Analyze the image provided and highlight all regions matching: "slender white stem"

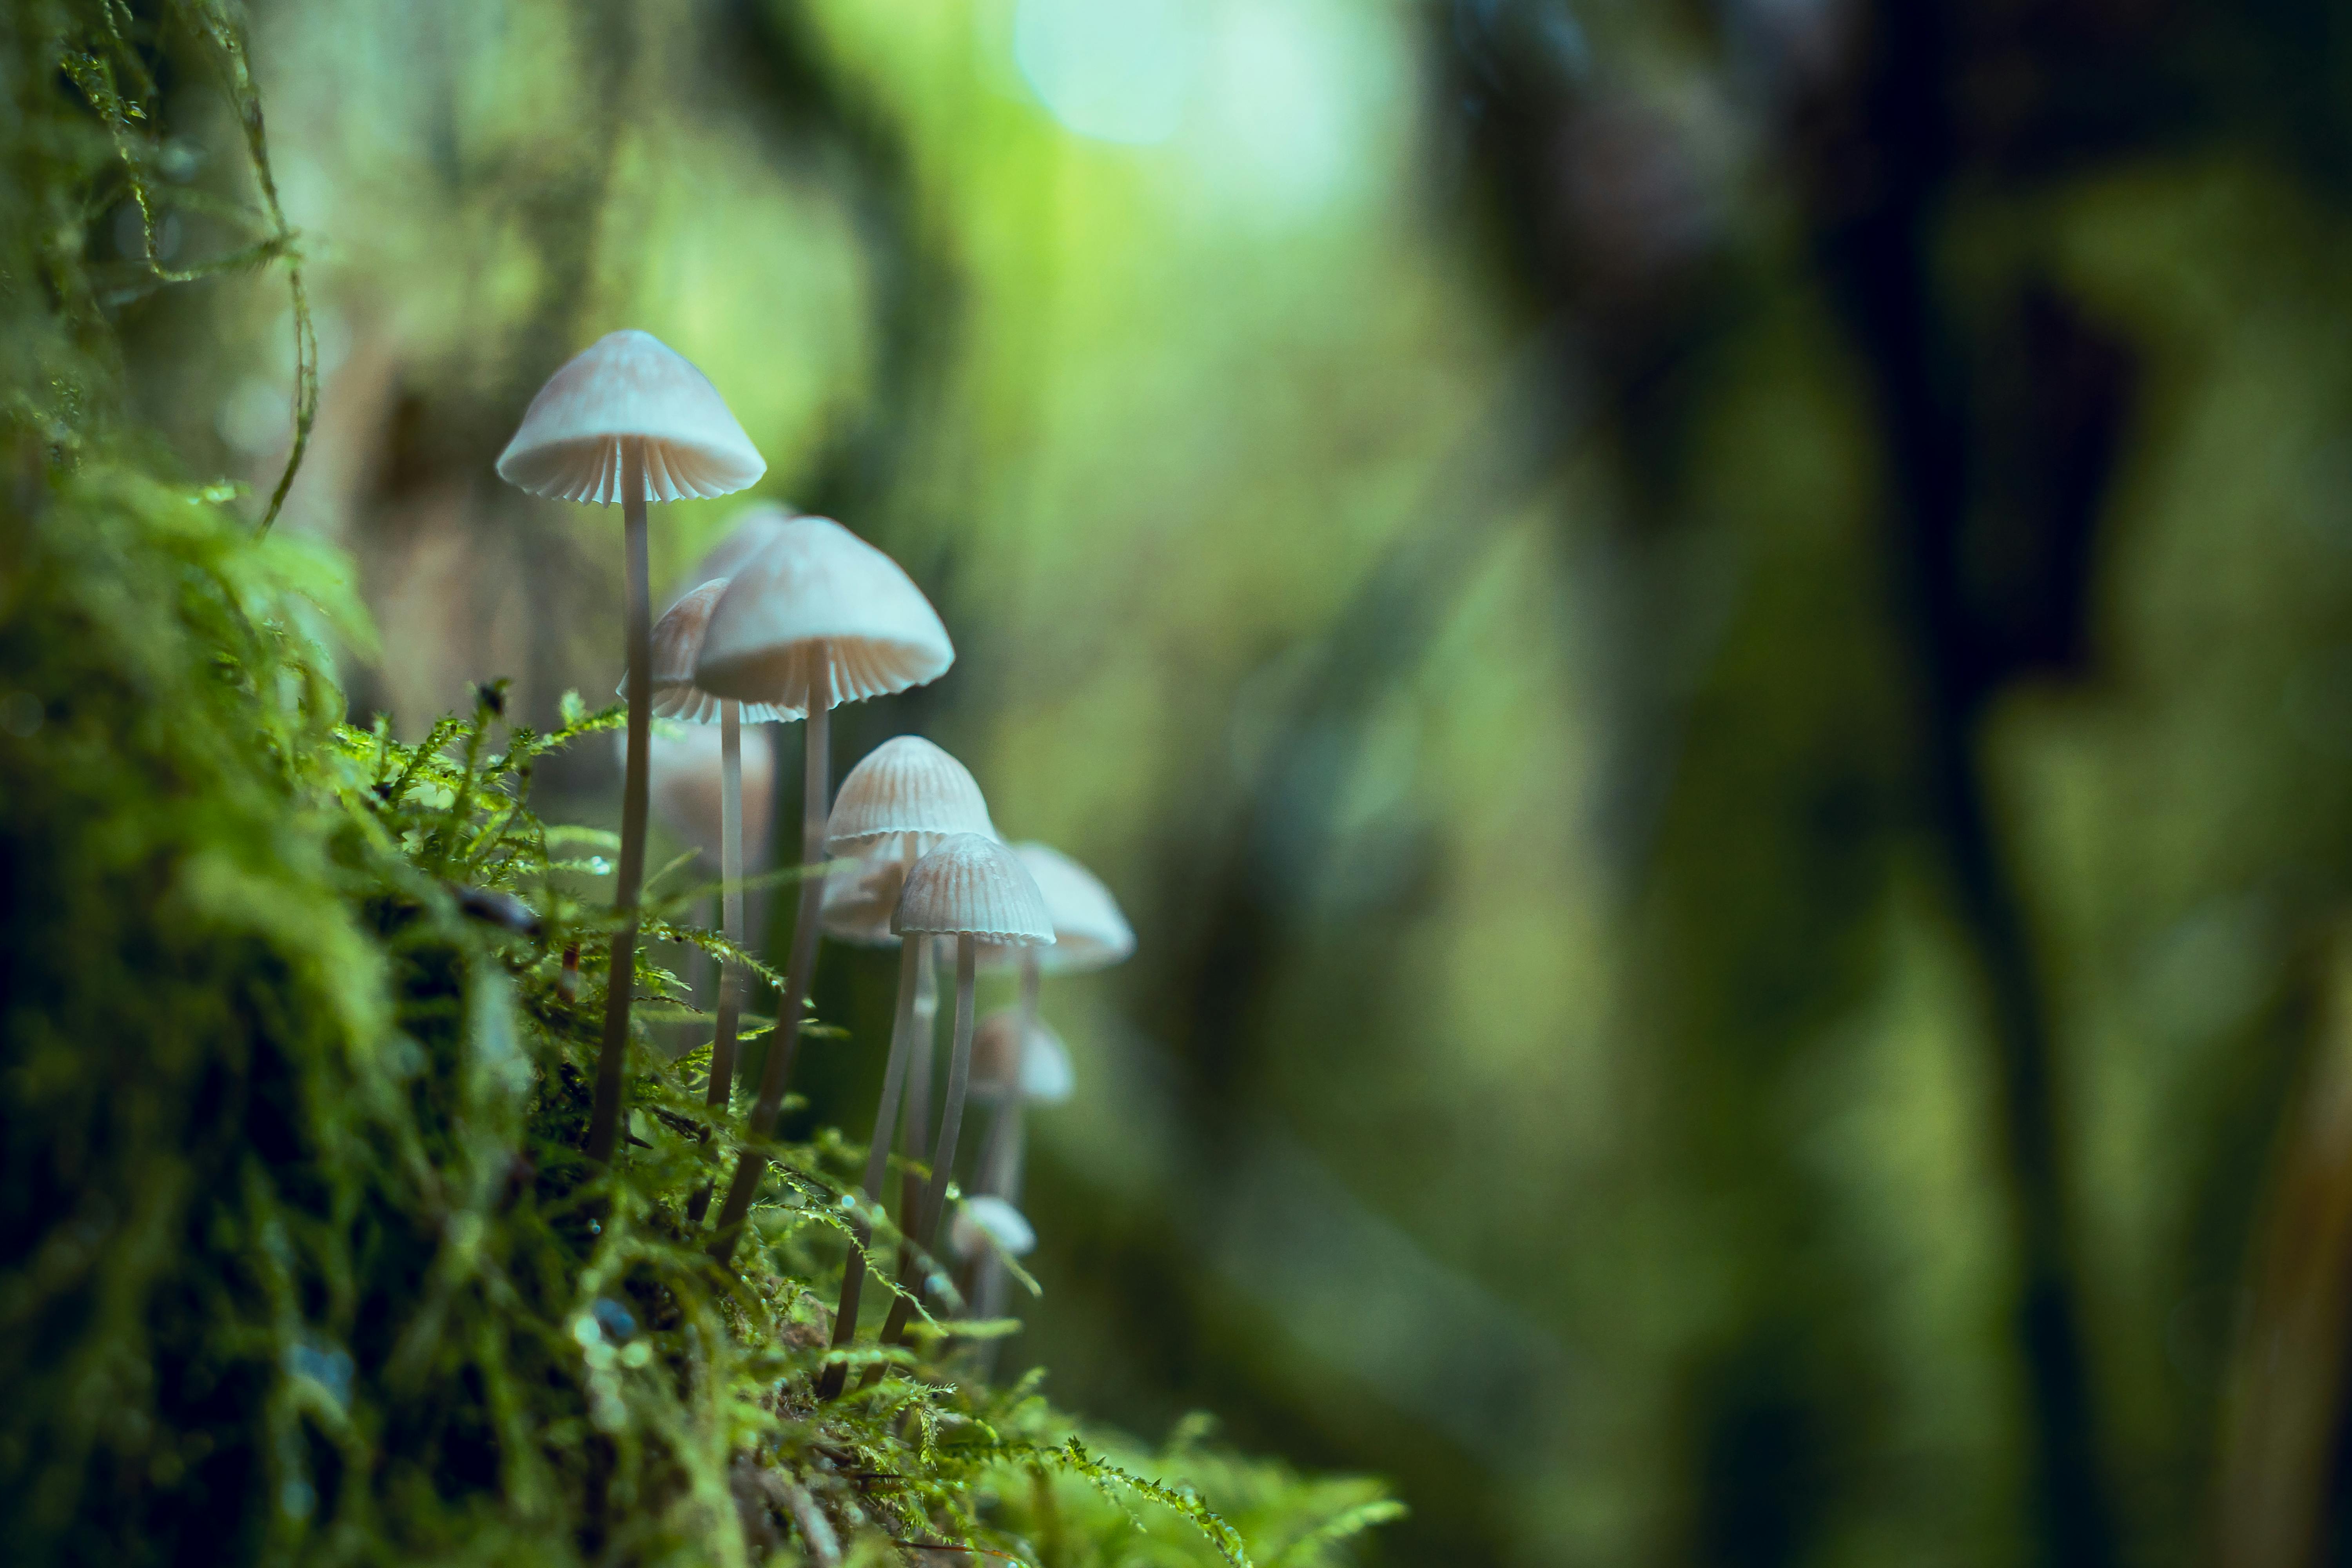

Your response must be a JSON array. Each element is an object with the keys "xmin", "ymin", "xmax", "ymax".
[
  {"xmin": 684, "ymin": 701, "xmax": 745, "ymax": 1227},
  {"xmin": 586, "ymin": 439, "xmax": 649, "ymax": 1167},
  {"xmin": 971, "ymin": 949, "xmax": 1043, "ymax": 1342},
  {"xmin": 903, "ymin": 939, "xmax": 939, "ymax": 1172},
  {"xmin": 976, "ymin": 950, "xmax": 1043, "ymax": 1199},
  {"xmin": 920, "ymin": 937, "xmax": 980, "ymax": 1241},
  {"xmin": 713, "ymin": 699, "xmax": 744, "ymax": 1103},
  {"xmin": 872, "ymin": 936, "xmax": 978, "ymax": 1362},
  {"xmin": 708, "ymin": 650, "xmax": 834, "ymax": 1261},
  {"xmin": 894, "ymin": 938, "xmax": 937, "ymax": 1273},
  {"xmin": 722, "ymin": 707, "xmax": 745, "ymax": 935},
  {"xmin": 816, "ymin": 936, "xmax": 924, "ymax": 1398}
]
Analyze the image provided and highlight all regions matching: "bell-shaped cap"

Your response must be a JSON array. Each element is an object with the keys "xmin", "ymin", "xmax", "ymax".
[
  {"xmin": 621, "ymin": 722, "xmax": 776, "ymax": 868},
  {"xmin": 894, "ymin": 833, "xmax": 1054, "ymax": 945},
  {"xmin": 980, "ymin": 843, "xmax": 1134, "ymax": 974},
  {"xmin": 688, "ymin": 501, "xmax": 799, "ymax": 590},
  {"xmin": 496, "ymin": 329, "xmax": 765, "ymax": 505},
  {"xmin": 819, "ymin": 853, "xmax": 907, "ymax": 947},
  {"xmin": 970, "ymin": 1009, "xmax": 1074, "ymax": 1105},
  {"xmin": 693, "ymin": 516, "xmax": 953, "ymax": 719},
  {"xmin": 950, "ymin": 1195, "xmax": 1035, "ymax": 1261},
  {"xmin": 622, "ymin": 580, "xmax": 793, "ymax": 724},
  {"xmin": 826, "ymin": 737, "xmax": 993, "ymax": 860}
]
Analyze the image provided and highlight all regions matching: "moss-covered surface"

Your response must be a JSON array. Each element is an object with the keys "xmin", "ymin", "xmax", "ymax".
[{"xmin": 0, "ymin": 6, "xmax": 1398, "ymax": 1564}]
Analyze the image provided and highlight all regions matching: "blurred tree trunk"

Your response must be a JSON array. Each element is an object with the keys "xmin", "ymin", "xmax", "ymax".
[
  {"xmin": 2216, "ymin": 932, "xmax": 2352, "ymax": 1568},
  {"xmin": 1795, "ymin": 7, "xmax": 2136, "ymax": 1564}
]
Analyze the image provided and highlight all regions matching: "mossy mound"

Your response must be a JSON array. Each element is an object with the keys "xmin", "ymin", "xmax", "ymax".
[{"xmin": 0, "ymin": 5, "xmax": 1397, "ymax": 1564}]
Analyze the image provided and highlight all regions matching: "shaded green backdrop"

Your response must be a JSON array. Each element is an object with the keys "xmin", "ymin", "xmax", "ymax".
[{"xmin": 101, "ymin": 1, "xmax": 2352, "ymax": 1564}]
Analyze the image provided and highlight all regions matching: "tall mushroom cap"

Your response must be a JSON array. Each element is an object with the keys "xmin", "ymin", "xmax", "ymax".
[
  {"xmin": 893, "ymin": 833, "xmax": 1054, "ymax": 945},
  {"xmin": 970, "ymin": 1009, "xmax": 1074, "ymax": 1105},
  {"xmin": 950, "ymin": 1195, "xmax": 1036, "ymax": 1261},
  {"xmin": 693, "ymin": 516, "xmax": 953, "ymax": 719},
  {"xmin": 979, "ymin": 842, "xmax": 1134, "ymax": 973},
  {"xmin": 496, "ymin": 329, "xmax": 766, "ymax": 504},
  {"xmin": 826, "ymin": 737, "xmax": 994, "ymax": 860},
  {"xmin": 624, "ymin": 579, "xmax": 793, "ymax": 724},
  {"xmin": 819, "ymin": 853, "xmax": 907, "ymax": 947}
]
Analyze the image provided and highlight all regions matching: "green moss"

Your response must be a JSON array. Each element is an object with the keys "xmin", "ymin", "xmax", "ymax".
[{"xmin": 0, "ymin": 5, "xmax": 1397, "ymax": 1564}]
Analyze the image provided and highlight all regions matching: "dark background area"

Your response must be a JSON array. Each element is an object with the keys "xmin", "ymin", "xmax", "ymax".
[{"xmin": 112, "ymin": 0, "xmax": 2352, "ymax": 1562}]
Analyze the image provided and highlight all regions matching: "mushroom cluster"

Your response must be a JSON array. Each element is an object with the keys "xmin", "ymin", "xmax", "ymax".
[{"xmin": 497, "ymin": 330, "xmax": 1133, "ymax": 1392}]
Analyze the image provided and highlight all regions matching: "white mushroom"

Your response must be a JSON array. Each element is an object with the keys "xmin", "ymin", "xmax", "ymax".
[
  {"xmin": 950, "ymin": 1196, "xmax": 1036, "ymax": 1263},
  {"xmin": 495, "ymin": 328, "xmax": 762, "ymax": 1166},
  {"xmin": 814, "ymin": 739, "xmax": 994, "ymax": 1399},
  {"xmin": 862, "ymin": 835, "xmax": 1052, "ymax": 1376},
  {"xmin": 700, "ymin": 519, "xmax": 956, "ymax": 1263}
]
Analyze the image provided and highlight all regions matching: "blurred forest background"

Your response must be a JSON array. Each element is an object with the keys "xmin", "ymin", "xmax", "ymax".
[{"xmin": 106, "ymin": 0, "xmax": 2352, "ymax": 1563}]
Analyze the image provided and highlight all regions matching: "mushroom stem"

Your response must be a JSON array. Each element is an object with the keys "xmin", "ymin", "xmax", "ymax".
[
  {"xmin": 684, "ymin": 698, "xmax": 746, "ymax": 1226},
  {"xmin": 718, "ymin": 698, "xmax": 746, "ymax": 1088},
  {"xmin": 585, "ymin": 438, "xmax": 650, "ymax": 1168},
  {"xmin": 816, "ymin": 934, "xmax": 924, "ymax": 1399},
  {"xmin": 869, "ymin": 936, "xmax": 978, "ymax": 1368},
  {"xmin": 975, "ymin": 951, "xmax": 1042, "ymax": 1199},
  {"xmin": 900, "ymin": 938, "xmax": 938, "ymax": 1229},
  {"xmin": 968, "ymin": 950, "xmax": 1043, "ymax": 1345},
  {"xmin": 707, "ymin": 651, "xmax": 834, "ymax": 1263}
]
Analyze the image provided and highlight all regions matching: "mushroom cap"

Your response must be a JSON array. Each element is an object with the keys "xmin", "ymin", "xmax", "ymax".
[
  {"xmin": 496, "ymin": 329, "xmax": 766, "ymax": 504},
  {"xmin": 970, "ymin": 1009, "xmax": 1074, "ymax": 1105},
  {"xmin": 950, "ymin": 1195, "xmax": 1035, "ymax": 1261},
  {"xmin": 621, "ymin": 579, "xmax": 795, "ymax": 724},
  {"xmin": 621, "ymin": 722, "xmax": 777, "ymax": 868},
  {"xmin": 893, "ymin": 833, "xmax": 1055, "ymax": 945},
  {"xmin": 978, "ymin": 843, "xmax": 1134, "ymax": 974},
  {"xmin": 692, "ymin": 516, "xmax": 953, "ymax": 718},
  {"xmin": 819, "ymin": 853, "xmax": 907, "ymax": 947},
  {"xmin": 688, "ymin": 501, "xmax": 799, "ymax": 590},
  {"xmin": 826, "ymin": 737, "xmax": 994, "ymax": 860}
]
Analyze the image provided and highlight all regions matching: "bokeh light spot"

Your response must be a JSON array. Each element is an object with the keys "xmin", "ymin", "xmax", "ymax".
[{"xmin": 1014, "ymin": 0, "xmax": 1202, "ymax": 145}]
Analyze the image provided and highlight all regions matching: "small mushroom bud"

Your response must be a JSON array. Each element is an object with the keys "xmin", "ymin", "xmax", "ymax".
[
  {"xmin": 969, "ymin": 1011, "xmax": 1073, "ymax": 1107},
  {"xmin": 950, "ymin": 1196, "xmax": 1036, "ymax": 1264}
]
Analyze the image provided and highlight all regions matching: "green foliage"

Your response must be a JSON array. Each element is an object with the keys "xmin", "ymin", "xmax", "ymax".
[
  {"xmin": 990, "ymin": 1423, "xmax": 1406, "ymax": 1568},
  {"xmin": 0, "ymin": 3, "xmax": 1396, "ymax": 1564},
  {"xmin": 4, "ymin": 0, "xmax": 314, "ymax": 522},
  {"xmin": 0, "ymin": 452, "xmax": 1400, "ymax": 1564}
]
